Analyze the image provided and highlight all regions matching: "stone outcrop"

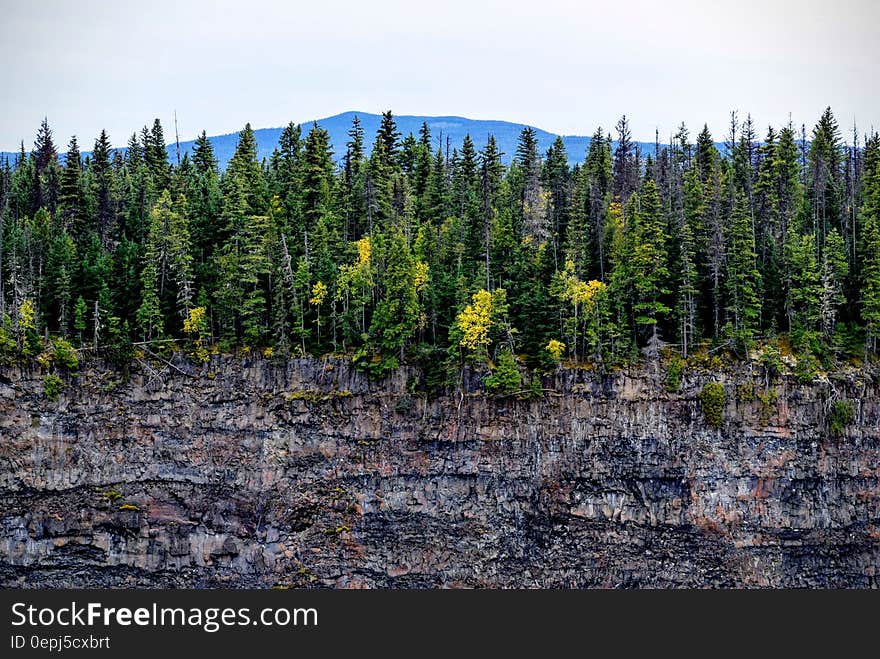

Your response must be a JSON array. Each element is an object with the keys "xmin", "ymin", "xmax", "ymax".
[{"xmin": 1, "ymin": 355, "xmax": 878, "ymax": 588}]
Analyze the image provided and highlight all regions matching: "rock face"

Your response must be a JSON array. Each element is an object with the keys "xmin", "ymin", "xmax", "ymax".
[{"xmin": 1, "ymin": 356, "xmax": 878, "ymax": 588}]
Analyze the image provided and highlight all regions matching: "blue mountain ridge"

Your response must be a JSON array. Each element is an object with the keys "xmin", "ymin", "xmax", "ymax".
[{"xmin": 3, "ymin": 111, "xmax": 675, "ymax": 169}]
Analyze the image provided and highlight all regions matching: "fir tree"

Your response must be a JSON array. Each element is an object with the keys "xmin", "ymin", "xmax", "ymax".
[{"xmin": 725, "ymin": 193, "xmax": 762, "ymax": 347}]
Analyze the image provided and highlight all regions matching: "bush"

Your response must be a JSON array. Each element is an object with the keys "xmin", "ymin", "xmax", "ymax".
[
  {"xmin": 43, "ymin": 374, "xmax": 64, "ymax": 401},
  {"xmin": 759, "ymin": 343, "xmax": 782, "ymax": 381},
  {"xmin": 828, "ymin": 400, "xmax": 855, "ymax": 435},
  {"xmin": 665, "ymin": 355, "xmax": 683, "ymax": 393},
  {"xmin": 104, "ymin": 317, "xmax": 134, "ymax": 368},
  {"xmin": 484, "ymin": 350, "xmax": 521, "ymax": 395},
  {"xmin": 757, "ymin": 387, "xmax": 778, "ymax": 424},
  {"xmin": 794, "ymin": 352, "xmax": 820, "ymax": 384},
  {"xmin": 699, "ymin": 382, "xmax": 725, "ymax": 429},
  {"xmin": 51, "ymin": 337, "xmax": 79, "ymax": 371}
]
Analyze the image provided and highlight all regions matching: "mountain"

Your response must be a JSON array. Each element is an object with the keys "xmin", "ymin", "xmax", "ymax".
[
  {"xmin": 186, "ymin": 111, "xmax": 611, "ymax": 168},
  {"xmin": 1, "ymin": 112, "xmax": 665, "ymax": 169}
]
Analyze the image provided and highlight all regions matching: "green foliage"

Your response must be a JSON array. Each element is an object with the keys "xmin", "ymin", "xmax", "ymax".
[
  {"xmin": 484, "ymin": 350, "xmax": 522, "ymax": 394},
  {"xmin": 759, "ymin": 343, "xmax": 783, "ymax": 381},
  {"xmin": 1, "ymin": 111, "xmax": 879, "ymax": 381},
  {"xmin": 665, "ymin": 355, "xmax": 684, "ymax": 393},
  {"xmin": 794, "ymin": 352, "xmax": 820, "ymax": 384},
  {"xmin": 631, "ymin": 179, "xmax": 671, "ymax": 333},
  {"xmin": 51, "ymin": 337, "xmax": 79, "ymax": 371},
  {"xmin": 725, "ymin": 193, "xmax": 761, "ymax": 348},
  {"xmin": 757, "ymin": 387, "xmax": 778, "ymax": 424},
  {"xmin": 43, "ymin": 373, "xmax": 64, "ymax": 401},
  {"xmin": 828, "ymin": 400, "xmax": 855, "ymax": 435},
  {"xmin": 104, "ymin": 317, "xmax": 134, "ymax": 368},
  {"xmin": 699, "ymin": 382, "xmax": 726, "ymax": 429}
]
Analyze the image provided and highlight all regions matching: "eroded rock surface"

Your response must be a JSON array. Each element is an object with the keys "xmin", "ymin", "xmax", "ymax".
[{"xmin": 1, "ymin": 356, "xmax": 878, "ymax": 588}]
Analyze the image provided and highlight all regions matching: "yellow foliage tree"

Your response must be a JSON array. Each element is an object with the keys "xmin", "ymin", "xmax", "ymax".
[
  {"xmin": 455, "ymin": 288, "xmax": 508, "ymax": 359},
  {"xmin": 545, "ymin": 339, "xmax": 565, "ymax": 363},
  {"xmin": 183, "ymin": 306, "xmax": 210, "ymax": 362},
  {"xmin": 554, "ymin": 260, "xmax": 607, "ymax": 362}
]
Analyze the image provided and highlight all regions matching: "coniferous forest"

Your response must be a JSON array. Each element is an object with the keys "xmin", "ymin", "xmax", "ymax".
[{"xmin": 2, "ymin": 109, "xmax": 880, "ymax": 391}]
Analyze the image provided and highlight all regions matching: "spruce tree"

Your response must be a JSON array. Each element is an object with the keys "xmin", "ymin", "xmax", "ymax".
[
  {"xmin": 631, "ymin": 179, "xmax": 671, "ymax": 344},
  {"xmin": 90, "ymin": 130, "xmax": 116, "ymax": 245},
  {"xmin": 725, "ymin": 193, "xmax": 762, "ymax": 347}
]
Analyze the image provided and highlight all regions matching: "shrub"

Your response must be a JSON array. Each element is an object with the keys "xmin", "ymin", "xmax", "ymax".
[
  {"xmin": 757, "ymin": 387, "xmax": 779, "ymax": 424},
  {"xmin": 794, "ymin": 352, "xmax": 820, "ymax": 384},
  {"xmin": 665, "ymin": 355, "xmax": 683, "ymax": 393},
  {"xmin": 759, "ymin": 343, "xmax": 782, "ymax": 380},
  {"xmin": 699, "ymin": 382, "xmax": 725, "ymax": 429},
  {"xmin": 51, "ymin": 337, "xmax": 79, "ymax": 371},
  {"xmin": 43, "ymin": 374, "xmax": 64, "ymax": 401},
  {"xmin": 545, "ymin": 339, "xmax": 565, "ymax": 364},
  {"xmin": 484, "ymin": 350, "xmax": 521, "ymax": 394},
  {"xmin": 828, "ymin": 400, "xmax": 855, "ymax": 436}
]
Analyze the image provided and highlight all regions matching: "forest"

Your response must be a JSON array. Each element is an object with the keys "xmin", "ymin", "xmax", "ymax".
[{"xmin": 1, "ymin": 108, "xmax": 879, "ymax": 392}]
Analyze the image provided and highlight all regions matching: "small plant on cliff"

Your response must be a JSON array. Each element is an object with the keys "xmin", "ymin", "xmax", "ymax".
[
  {"xmin": 794, "ymin": 351, "xmax": 821, "ymax": 384},
  {"xmin": 665, "ymin": 355, "xmax": 684, "ymax": 393},
  {"xmin": 545, "ymin": 339, "xmax": 565, "ymax": 366},
  {"xmin": 699, "ymin": 382, "xmax": 725, "ymax": 429},
  {"xmin": 183, "ymin": 306, "xmax": 210, "ymax": 363},
  {"xmin": 484, "ymin": 350, "xmax": 522, "ymax": 395},
  {"xmin": 828, "ymin": 400, "xmax": 855, "ymax": 435},
  {"xmin": 51, "ymin": 337, "xmax": 79, "ymax": 372},
  {"xmin": 43, "ymin": 373, "xmax": 64, "ymax": 401},
  {"xmin": 756, "ymin": 387, "xmax": 779, "ymax": 425}
]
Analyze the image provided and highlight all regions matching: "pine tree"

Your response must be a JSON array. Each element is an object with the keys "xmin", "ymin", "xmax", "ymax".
[
  {"xmin": 376, "ymin": 111, "xmax": 401, "ymax": 167},
  {"xmin": 301, "ymin": 123, "xmax": 335, "ymax": 231},
  {"xmin": 725, "ymin": 192, "xmax": 762, "ymax": 346},
  {"xmin": 678, "ymin": 166, "xmax": 704, "ymax": 355},
  {"xmin": 543, "ymin": 136, "xmax": 570, "ymax": 249},
  {"xmin": 631, "ymin": 179, "xmax": 671, "ymax": 344},
  {"xmin": 136, "ymin": 190, "xmax": 194, "ymax": 340},
  {"xmin": 367, "ymin": 227, "xmax": 424, "ymax": 368},
  {"xmin": 146, "ymin": 118, "xmax": 171, "ymax": 192},
  {"xmin": 224, "ymin": 123, "xmax": 268, "ymax": 215},
  {"xmin": 514, "ymin": 127, "xmax": 544, "ymax": 241},
  {"xmin": 784, "ymin": 226, "xmax": 821, "ymax": 339},
  {"xmin": 820, "ymin": 227, "xmax": 848, "ymax": 339},
  {"xmin": 859, "ymin": 145, "xmax": 880, "ymax": 353},
  {"xmin": 584, "ymin": 128, "xmax": 612, "ymax": 279},
  {"xmin": 192, "ymin": 131, "xmax": 218, "ymax": 174},
  {"xmin": 271, "ymin": 122, "xmax": 301, "ymax": 234},
  {"xmin": 90, "ymin": 130, "xmax": 116, "ymax": 246},
  {"xmin": 46, "ymin": 230, "xmax": 77, "ymax": 334},
  {"xmin": 58, "ymin": 136, "xmax": 84, "ymax": 234},
  {"xmin": 613, "ymin": 115, "xmax": 638, "ymax": 202},
  {"xmin": 343, "ymin": 116, "xmax": 366, "ymax": 240},
  {"xmin": 808, "ymin": 107, "xmax": 844, "ymax": 247}
]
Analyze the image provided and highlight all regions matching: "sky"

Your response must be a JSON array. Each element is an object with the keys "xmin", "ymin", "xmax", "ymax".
[{"xmin": 1, "ymin": 0, "xmax": 878, "ymax": 151}]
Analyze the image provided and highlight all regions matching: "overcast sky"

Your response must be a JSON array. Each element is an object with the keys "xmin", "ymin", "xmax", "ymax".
[{"xmin": 2, "ymin": 0, "xmax": 878, "ymax": 151}]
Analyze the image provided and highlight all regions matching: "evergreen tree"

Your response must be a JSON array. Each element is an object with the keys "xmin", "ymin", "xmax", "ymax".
[
  {"xmin": 630, "ymin": 180, "xmax": 670, "ymax": 344},
  {"xmin": 725, "ymin": 193, "xmax": 762, "ymax": 346},
  {"xmin": 90, "ymin": 130, "xmax": 116, "ymax": 245},
  {"xmin": 613, "ymin": 115, "xmax": 638, "ymax": 202},
  {"xmin": 146, "ymin": 118, "xmax": 171, "ymax": 192},
  {"xmin": 192, "ymin": 130, "xmax": 218, "ymax": 174},
  {"xmin": 514, "ymin": 126, "xmax": 544, "ymax": 241},
  {"xmin": 224, "ymin": 123, "xmax": 268, "ymax": 215},
  {"xmin": 820, "ymin": 227, "xmax": 848, "ymax": 339},
  {"xmin": 301, "ymin": 123, "xmax": 335, "ymax": 231},
  {"xmin": 376, "ymin": 111, "xmax": 401, "ymax": 167},
  {"xmin": 58, "ymin": 136, "xmax": 84, "ymax": 234}
]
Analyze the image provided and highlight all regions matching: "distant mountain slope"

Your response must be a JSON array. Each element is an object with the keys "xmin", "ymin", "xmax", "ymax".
[
  {"xmin": 2, "ymin": 111, "xmax": 667, "ymax": 168},
  {"xmin": 192, "ymin": 111, "xmax": 607, "ymax": 168}
]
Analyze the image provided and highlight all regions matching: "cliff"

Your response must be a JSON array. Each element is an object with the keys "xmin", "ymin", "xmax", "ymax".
[{"xmin": 1, "ymin": 355, "xmax": 878, "ymax": 588}]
